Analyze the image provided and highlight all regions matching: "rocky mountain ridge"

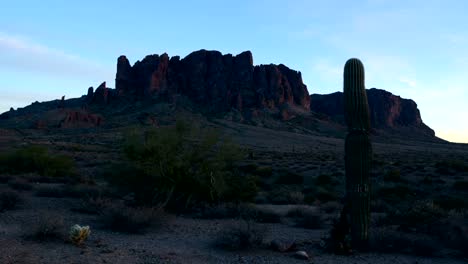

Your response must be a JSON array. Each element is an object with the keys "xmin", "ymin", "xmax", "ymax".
[
  {"xmin": 310, "ymin": 88, "xmax": 435, "ymax": 137},
  {"xmin": 0, "ymin": 49, "xmax": 437, "ymax": 141}
]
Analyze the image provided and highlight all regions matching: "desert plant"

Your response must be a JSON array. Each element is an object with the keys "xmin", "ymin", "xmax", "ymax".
[
  {"xmin": 69, "ymin": 224, "xmax": 91, "ymax": 246},
  {"xmin": 343, "ymin": 58, "xmax": 372, "ymax": 249},
  {"xmin": 240, "ymin": 205, "xmax": 282, "ymax": 223},
  {"xmin": 71, "ymin": 196, "xmax": 111, "ymax": 215},
  {"xmin": 286, "ymin": 206, "xmax": 324, "ymax": 229},
  {"xmin": 0, "ymin": 190, "xmax": 22, "ymax": 211},
  {"xmin": 25, "ymin": 211, "xmax": 65, "ymax": 241},
  {"xmin": 369, "ymin": 227, "xmax": 439, "ymax": 256},
  {"xmin": 453, "ymin": 180, "xmax": 468, "ymax": 192},
  {"xmin": 383, "ymin": 169, "xmax": 404, "ymax": 182},
  {"xmin": 99, "ymin": 203, "xmax": 163, "ymax": 233},
  {"xmin": 105, "ymin": 120, "xmax": 253, "ymax": 209},
  {"xmin": 275, "ymin": 170, "xmax": 303, "ymax": 185},
  {"xmin": 214, "ymin": 220, "xmax": 266, "ymax": 250},
  {"xmin": 35, "ymin": 186, "xmax": 65, "ymax": 198},
  {"xmin": 8, "ymin": 178, "xmax": 33, "ymax": 191},
  {"xmin": 0, "ymin": 145, "xmax": 75, "ymax": 177}
]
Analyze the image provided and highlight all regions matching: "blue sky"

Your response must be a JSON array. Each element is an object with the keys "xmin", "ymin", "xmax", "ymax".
[{"xmin": 1, "ymin": 0, "xmax": 467, "ymax": 143}]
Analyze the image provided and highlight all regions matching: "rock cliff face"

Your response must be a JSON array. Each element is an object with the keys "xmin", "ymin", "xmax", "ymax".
[
  {"xmin": 310, "ymin": 88, "xmax": 434, "ymax": 136},
  {"xmin": 114, "ymin": 50, "xmax": 310, "ymax": 113}
]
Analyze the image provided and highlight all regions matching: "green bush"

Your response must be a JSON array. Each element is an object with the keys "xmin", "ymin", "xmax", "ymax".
[
  {"xmin": 0, "ymin": 145, "xmax": 75, "ymax": 177},
  {"xmin": 105, "ymin": 121, "xmax": 256, "ymax": 209}
]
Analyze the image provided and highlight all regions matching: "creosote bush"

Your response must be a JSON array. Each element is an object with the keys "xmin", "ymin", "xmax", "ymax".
[
  {"xmin": 286, "ymin": 206, "xmax": 324, "ymax": 229},
  {"xmin": 214, "ymin": 220, "xmax": 267, "ymax": 250},
  {"xmin": 105, "ymin": 120, "xmax": 256, "ymax": 209},
  {"xmin": 99, "ymin": 203, "xmax": 165, "ymax": 233},
  {"xmin": 25, "ymin": 211, "xmax": 65, "ymax": 241},
  {"xmin": 0, "ymin": 190, "xmax": 22, "ymax": 212},
  {"xmin": 0, "ymin": 145, "xmax": 75, "ymax": 177}
]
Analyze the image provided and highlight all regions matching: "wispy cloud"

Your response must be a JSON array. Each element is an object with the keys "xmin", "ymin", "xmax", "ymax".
[
  {"xmin": 0, "ymin": 32, "xmax": 112, "ymax": 80},
  {"xmin": 398, "ymin": 77, "xmax": 417, "ymax": 88}
]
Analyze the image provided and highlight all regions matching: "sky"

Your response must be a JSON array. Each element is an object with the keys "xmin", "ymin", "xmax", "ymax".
[{"xmin": 1, "ymin": 0, "xmax": 467, "ymax": 143}]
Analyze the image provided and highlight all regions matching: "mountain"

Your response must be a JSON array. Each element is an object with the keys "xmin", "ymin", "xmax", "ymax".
[
  {"xmin": 0, "ymin": 49, "xmax": 439, "ymax": 142},
  {"xmin": 310, "ymin": 88, "xmax": 435, "ymax": 138},
  {"xmin": 95, "ymin": 49, "xmax": 310, "ymax": 116}
]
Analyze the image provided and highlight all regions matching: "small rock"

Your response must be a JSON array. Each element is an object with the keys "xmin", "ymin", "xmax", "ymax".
[
  {"xmin": 270, "ymin": 239, "xmax": 296, "ymax": 252},
  {"xmin": 294, "ymin": 251, "xmax": 309, "ymax": 260}
]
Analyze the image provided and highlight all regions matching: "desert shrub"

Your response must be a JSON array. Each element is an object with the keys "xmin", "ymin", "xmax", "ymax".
[
  {"xmin": 311, "ymin": 186, "xmax": 339, "ymax": 203},
  {"xmin": 214, "ymin": 220, "xmax": 266, "ymax": 250},
  {"xmin": 275, "ymin": 170, "xmax": 303, "ymax": 185},
  {"xmin": 8, "ymin": 178, "xmax": 33, "ymax": 191},
  {"xmin": 24, "ymin": 211, "xmax": 65, "ymax": 241},
  {"xmin": 286, "ymin": 206, "xmax": 324, "ymax": 229},
  {"xmin": 0, "ymin": 174, "xmax": 12, "ymax": 183},
  {"xmin": 420, "ymin": 176, "xmax": 433, "ymax": 185},
  {"xmin": 383, "ymin": 169, "xmax": 405, "ymax": 182},
  {"xmin": 71, "ymin": 196, "xmax": 111, "ymax": 215},
  {"xmin": 433, "ymin": 195, "xmax": 468, "ymax": 211},
  {"xmin": 105, "ymin": 121, "xmax": 254, "ymax": 209},
  {"xmin": 255, "ymin": 166, "xmax": 273, "ymax": 177},
  {"xmin": 0, "ymin": 190, "xmax": 22, "ymax": 211},
  {"xmin": 320, "ymin": 201, "xmax": 341, "ymax": 214},
  {"xmin": 370, "ymin": 227, "xmax": 439, "ymax": 256},
  {"xmin": 61, "ymin": 184, "xmax": 102, "ymax": 199},
  {"xmin": 370, "ymin": 199, "xmax": 391, "ymax": 213},
  {"xmin": 99, "ymin": 203, "xmax": 163, "ymax": 233},
  {"xmin": 0, "ymin": 145, "xmax": 75, "ymax": 177},
  {"xmin": 268, "ymin": 186, "xmax": 304, "ymax": 204},
  {"xmin": 453, "ymin": 180, "xmax": 468, "ymax": 192},
  {"xmin": 241, "ymin": 205, "xmax": 282, "ymax": 223},
  {"xmin": 383, "ymin": 200, "xmax": 445, "ymax": 233},
  {"xmin": 435, "ymin": 160, "xmax": 468, "ymax": 175},
  {"xmin": 35, "ymin": 186, "xmax": 65, "ymax": 198},
  {"xmin": 315, "ymin": 174, "xmax": 338, "ymax": 187},
  {"xmin": 378, "ymin": 184, "xmax": 413, "ymax": 202},
  {"xmin": 238, "ymin": 164, "xmax": 272, "ymax": 177},
  {"xmin": 195, "ymin": 203, "xmax": 242, "ymax": 219},
  {"xmin": 432, "ymin": 211, "xmax": 468, "ymax": 256}
]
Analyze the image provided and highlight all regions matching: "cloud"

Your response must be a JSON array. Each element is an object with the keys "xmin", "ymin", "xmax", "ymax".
[
  {"xmin": 0, "ymin": 32, "xmax": 113, "ymax": 81},
  {"xmin": 398, "ymin": 77, "xmax": 417, "ymax": 88}
]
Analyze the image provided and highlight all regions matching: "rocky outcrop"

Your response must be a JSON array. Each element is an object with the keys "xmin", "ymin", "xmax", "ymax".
[
  {"xmin": 91, "ymin": 82, "xmax": 109, "ymax": 104},
  {"xmin": 113, "ymin": 49, "xmax": 310, "ymax": 114},
  {"xmin": 59, "ymin": 110, "xmax": 103, "ymax": 128},
  {"xmin": 310, "ymin": 88, "xmax": 434, "ymax": 136}
]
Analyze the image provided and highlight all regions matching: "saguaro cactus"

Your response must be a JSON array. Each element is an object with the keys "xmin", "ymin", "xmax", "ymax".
[{"xmin": 343, "ymin": 58, "xmax": 372, "ymax": 250}]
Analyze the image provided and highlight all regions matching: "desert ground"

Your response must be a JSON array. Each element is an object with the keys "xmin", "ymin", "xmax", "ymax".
[{"xmin": 0, "ymin": 116, "xmax": 467, "ymax": 264}]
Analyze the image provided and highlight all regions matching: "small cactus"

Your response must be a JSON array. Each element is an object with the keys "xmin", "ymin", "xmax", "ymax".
[
  {"xmin": 343, "ymin": 58, "xmax": 372, "ymax": 250},
  {"xmin": 69, "ymin": 224, "xmax": 91, "ymax": 246}
]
